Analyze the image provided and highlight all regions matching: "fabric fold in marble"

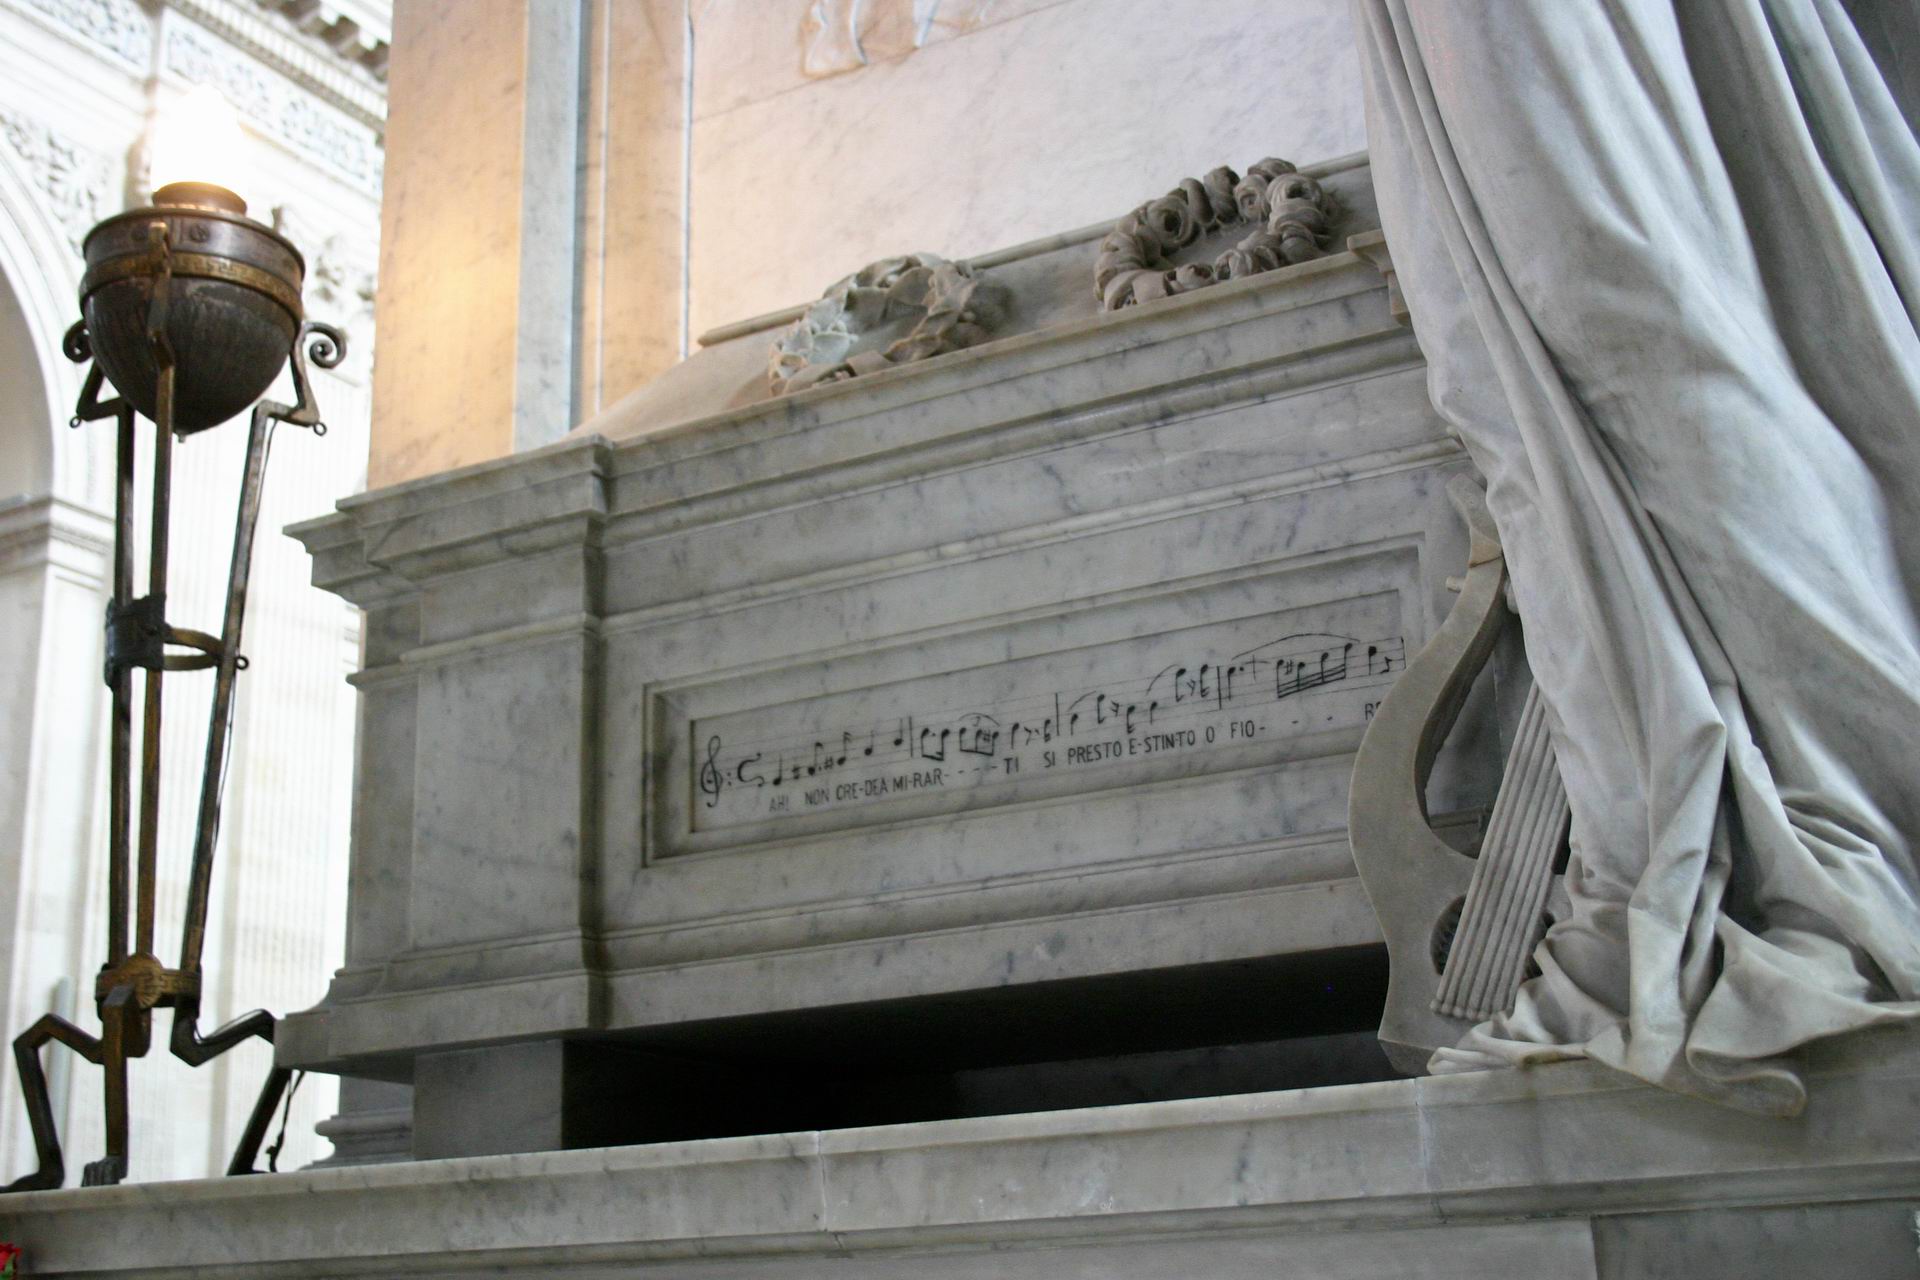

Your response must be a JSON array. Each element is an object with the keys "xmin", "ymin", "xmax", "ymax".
[{"xmin": 1353, "ymin": 0, "xmax": 1920, "ymax": 1113}]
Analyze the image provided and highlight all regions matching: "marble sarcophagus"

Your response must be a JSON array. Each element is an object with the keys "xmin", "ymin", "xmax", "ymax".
[{"xmin": 283, "ymin": 156, "xmax": 1526, "ymax": 1153}]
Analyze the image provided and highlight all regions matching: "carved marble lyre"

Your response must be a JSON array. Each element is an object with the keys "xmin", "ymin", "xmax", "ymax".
[{"xmin": 1349, "ymin": 475, "xmax": 1572, "ymax": 1074}]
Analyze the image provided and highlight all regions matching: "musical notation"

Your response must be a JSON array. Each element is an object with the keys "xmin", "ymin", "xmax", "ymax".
[{"xmin": 692, "ymin": 628, "xmax": 1406, "ymax": 822}]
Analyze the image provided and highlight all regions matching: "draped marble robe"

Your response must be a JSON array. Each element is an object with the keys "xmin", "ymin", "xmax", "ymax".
[{"xmin": 1353, "ymin": 0, "xmax": 1920, "ymax": 1113}]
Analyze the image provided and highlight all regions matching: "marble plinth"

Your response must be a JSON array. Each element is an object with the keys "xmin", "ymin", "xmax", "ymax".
[
  {"xmin": 275, "ymin": 160, "xmax": 1539, "ymax": 1155},
  {"xmin": 6, "ymin": 1028, "xmax": 1919, "ymax": 1277}
]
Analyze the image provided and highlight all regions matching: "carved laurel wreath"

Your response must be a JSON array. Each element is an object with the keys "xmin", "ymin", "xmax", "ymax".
[
  {"xmin": 1095, "ymin": 158, "xmax": 1335, "ymax": 310},
  {"xmin": 770, "ymin": 254, "xmax": 1009, "ymax": 395}
]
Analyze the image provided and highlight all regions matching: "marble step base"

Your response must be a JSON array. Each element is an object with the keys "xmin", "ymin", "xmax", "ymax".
[{"xmin": 4, "ymin": 1026, "xmax": 1918, "ymax": 1279}]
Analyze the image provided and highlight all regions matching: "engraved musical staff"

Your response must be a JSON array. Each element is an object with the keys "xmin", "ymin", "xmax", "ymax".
[{"xmin": 689, "ymin": 627, "xmax": 1408, "ymax": 824}]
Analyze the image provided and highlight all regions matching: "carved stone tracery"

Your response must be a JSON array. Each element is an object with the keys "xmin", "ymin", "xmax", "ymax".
[
  {"xmin": 14, "ymin": 0, "xmax": 151, "ymax": 66},
  {"xmin": 164, "ymin": 21, "xmax": 384, "ymax": 197},
  {"xmin": 0, "ymin": 107, "xmax": 113, "ymax": 256},
  {"xmin": 1095, "ymin": 158, "xmax": 1336, "ymax": 311}
]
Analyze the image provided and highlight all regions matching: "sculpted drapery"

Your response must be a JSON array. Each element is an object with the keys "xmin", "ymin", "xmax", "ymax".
[{"xmin": 1354, "ymin": 0, "xmax": 1920, "ymax": 1112}]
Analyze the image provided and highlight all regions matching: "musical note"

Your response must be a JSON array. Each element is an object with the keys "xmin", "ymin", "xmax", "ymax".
[
  {"xmin": 957, "ymin": 714, "xmax": 1000, "ymax": 757},
  {"xmin": 808, "ymin": 739, "xmax": 845, "ymax": 776},
  {"xmin": 1276, "ymin": 641, "xmax": 1354, "ymax": 701},
  {"xmin": 698, "ymin": 735, "xmax": 724, "ymax": 809},
  {"xmin": 918, "ymin": 726, "xmax": 950, "ymax": 762}
]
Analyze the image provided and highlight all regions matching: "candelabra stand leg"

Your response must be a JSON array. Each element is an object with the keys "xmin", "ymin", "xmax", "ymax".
[
  {"xmin": 81, "ymin": 988, "xmax": 144, "ymax": 1188},
  {"xmin": 168, "ymin": 404, "xmax": 291, "ymax": 1177},
  {"xmin": 168, "ymin": 1001, "xmax": 290, "ymax": 1176},
  {"xmin": 1, "ymin": 1015, "xmax": 103, "ymax": 1192},
  {"xmin": 106, "ymin": 400, "xmax": 134, "ymax": 970}
]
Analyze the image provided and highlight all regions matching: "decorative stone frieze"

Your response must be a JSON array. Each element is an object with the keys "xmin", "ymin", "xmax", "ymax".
[
  {"xmin": 7, "ymin": 0, "xmax": 151, "ymax": 66},
  {"xmin": 1095, "ymin": 158, "xmax": 1336, "ymax": 311},
  {"xmin": 169, "ymin": 0, "xmax": 388, "ymax": 129},
  {"xmin": 0, "ymin": 107, "xmax": 112, "ymax": 255},
  {"xmin": 165, "ymin": 17, "xmax": 384, "ymax": 196},
  {"xmin": 769, "ymin": 253, "xmax": 1008, "ymax": 395}
]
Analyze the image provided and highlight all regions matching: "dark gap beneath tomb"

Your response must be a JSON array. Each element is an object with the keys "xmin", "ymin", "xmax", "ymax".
[{"xmin": 410, "ymin": 945, "xmax": 1405, "ymax": 1156}]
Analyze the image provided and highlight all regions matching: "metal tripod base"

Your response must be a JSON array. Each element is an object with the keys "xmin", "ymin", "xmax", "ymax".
[
  {"xmin": 4, "ymin": 981, "xmax": 292, "ymax": 1192},
  {"xmin": 0, "ymin": 312, "xmax": 342, "ymax": 1193}
]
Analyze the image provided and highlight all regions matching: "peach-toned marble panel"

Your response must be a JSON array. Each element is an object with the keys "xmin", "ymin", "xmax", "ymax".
[
  {"xmin": 369, "ymin": 0, "xmax": 528, "ymax": 488},
  {"xmin": 578, "ymin": 0, "xmax": 689, "ymax": 416}
]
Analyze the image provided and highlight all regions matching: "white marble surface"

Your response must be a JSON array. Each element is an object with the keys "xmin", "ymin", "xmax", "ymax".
[
  {"xmin": 1358, "ymin": 0, "xmax": 1920, "ymax": 1114},
  {"xmin": 278, "ymin": 232, "xmax": 1518, "ymax": 1076},
  {"xmin": 4, "ymin": 1029, "xmax": 1919, "ymax": 1277},
  {"xmin": 686, "ymin": 0, "xmax": 1366, "ymax": 337},
  {"xmin": 691, "ymin": 0, "xmax": 1073, "ymax": 121}
]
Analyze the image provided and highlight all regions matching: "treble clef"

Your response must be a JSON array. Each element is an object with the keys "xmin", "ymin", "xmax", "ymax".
[{"xmin": 698, "ymin": 735, "xmax": 725, "ymax": 808}]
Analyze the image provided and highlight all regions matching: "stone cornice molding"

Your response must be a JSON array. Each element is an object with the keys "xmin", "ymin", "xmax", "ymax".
[
  {"xmin": 160, "ymin": 13, "xmax": 385, "ymax": 196},
  {"xmin": 251, "ymin": 0, "xmax": 388, "ymax": 81},
  {"xmin": 171, "ymin": 0, "xmax": 388, "ymax": 131},
  {"xmin": 294, "ymin": 250, "xmax": 1411, "ymax": 606},
  {"xmin": 5, "ymin": 0, "xmax": 151, "ymax": 68},
  {"xmin": 0, "ymin": 0, "xmax": 388, "ymax": 133},
  {"xmin": 0, "ymin": 493, "xmax": 115, "ymax": 576}
]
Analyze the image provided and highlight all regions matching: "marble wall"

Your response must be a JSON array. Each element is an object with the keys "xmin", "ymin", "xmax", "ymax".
[
  {"xmin": 368, "ymin": 0, "xmax": 554, "ymax": 487},
  {"xmin": 682, "ymin": 0, "xmax": 1367, "ymax": 340},
  {"xmin": 373, "ymin": 0, "xmax": 1367, "ymax": 483}
]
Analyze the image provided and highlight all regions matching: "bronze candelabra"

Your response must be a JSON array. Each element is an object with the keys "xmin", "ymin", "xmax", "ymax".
[{"xmin": 4, "ymin": 179, "xmax": 343, "ymax": 1190}]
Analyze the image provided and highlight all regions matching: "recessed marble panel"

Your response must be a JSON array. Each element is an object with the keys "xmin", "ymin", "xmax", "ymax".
[{"xmin": 656, "ymin": 557, "xmax": 1412, "ymax": 853}]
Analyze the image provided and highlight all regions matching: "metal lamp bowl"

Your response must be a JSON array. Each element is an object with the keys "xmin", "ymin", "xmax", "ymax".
[{"xmin": 79, "ymin": 185, "xmax": 305, "ymax": 434}]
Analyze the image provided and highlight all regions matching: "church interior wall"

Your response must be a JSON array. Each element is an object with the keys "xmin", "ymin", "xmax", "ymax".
[{"xmin": 0, "ymin": 0, "xmax": 387, "ymax": 1182}]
